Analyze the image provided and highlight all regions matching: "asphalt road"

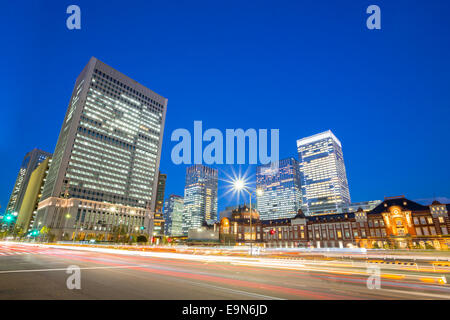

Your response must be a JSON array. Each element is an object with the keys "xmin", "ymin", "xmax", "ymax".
[{"xmin": 1, "ymin": 243, "xmax": 449, "ymax": 300}]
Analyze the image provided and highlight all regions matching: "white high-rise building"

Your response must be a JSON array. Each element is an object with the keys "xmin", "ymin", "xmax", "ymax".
[
  {"xmin": 34, "ymin": 57, "xmax": 167, "ymax": 241},
  {"xmin": 297, "ymin": 130, "xmax": 350, "ymax": 215},
  {"xmin": 182, "ymin": 165, "xmax": 218, "ymax": 235},
  {"xmin": 163, "ymin": 195, "xmax": 184, "ymax": 236},
  {"xmin": 256, "ymin": 158, "xmax": 302, "ymax": 220}
]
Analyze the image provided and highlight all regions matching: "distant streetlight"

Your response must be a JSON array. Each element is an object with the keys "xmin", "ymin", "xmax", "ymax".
[
  {"xmin": 233, "ymin": 179, "xmax": 245, "ymax": 191},
  {"xmin": 256, "ymin": 188, "xmax": 263, "ymax": 197}
]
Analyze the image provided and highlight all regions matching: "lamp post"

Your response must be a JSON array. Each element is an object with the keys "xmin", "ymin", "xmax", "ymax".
[
  {"xmin": 232, "ymin": 179, "xmax": 263, "ymax": 255},
  {"xmin": 64, "ymin": 213, "xmax": 71, "ymax": 242}
]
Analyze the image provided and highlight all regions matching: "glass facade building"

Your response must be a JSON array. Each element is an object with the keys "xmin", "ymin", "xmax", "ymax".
[
  {"xmin": 16, "ymin": 157, "xmax": 52, "ymax": 232},
  {"xmin": 154, "ymin": 172, "xmax": 167, "ymax": 213},
  {"xmin": 344, "ymin": 200, "xmax": 382, "ymax": 213},
  {"xmin": 34, "ymin": 57, "xmax": 167, "ymax": 240},
  {"xmin": 163, "ymin": 195, "xmax": 184, "ymax": 236},
  {"xmin": 6, "ymin": 148, "xmax": 52, "ymax": 215},
  {"xmin": 153, "ymin": 172, "xmax": 167, "ymax": 237},
  {"xmin": 297, "ymin": 130, "xmax": 351, "ymax": 215},
  {"xmin": 182, "ymin": 165, "xmax": 218, "ymax": 235},
  {"xmin": 256, "ymin": 158, "xmax": 302, "ymax": 220}
]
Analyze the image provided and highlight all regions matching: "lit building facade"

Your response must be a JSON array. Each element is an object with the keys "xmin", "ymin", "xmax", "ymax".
[
  {"xmin": 153, "ymin": 172, "xmax": 167, "ymax": 237},
  {"xmin": 164, "ymin": 194, "xmax": 184, "ymax": 236},
  {"xmin": 219, "ymin": 205, "xmax": 263, "ymax": 245},
  {"xmin": 6, "ymin": 148, "xmax": 52, "ymax": 215},
  {"xmin": 261, "ymin": 196, "xmax": 450, "ymax": 250},
  {"xmin": 182, "ymin": 165, "xmax": 218, "ymax": 235},
  {"xmin": 219, "ymin": 204, "xmax": 257, "ymax": 221},
  {"xmin": 256, "ymin": 158, "xmax": 302, "ymax": 220},
  {"xmin": 16, "ymin": 157, "xmax": 52, "ymax": 233},
  {"xmin": 297, "ymin": 130, "xmax": 351, "ymax": 215},
  {"xmin": 34, "ymin": 57, "xmax": 167, "ymax": 241}
]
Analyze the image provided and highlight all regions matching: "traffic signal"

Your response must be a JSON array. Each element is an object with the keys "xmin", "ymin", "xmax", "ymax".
[
  {"xmin": 269, "ymin": 229, "xmax": 275, "ymax": 235},
  {"xmin": 2, "ymin": 214, "xmax": 15, "ymax": 223},
  {"xmin": 29, "ymin": 230, "xmax": 40, "ymax": 237},
  {"xmin": 140, "ymin": 226, "xmax": 145, "ymax": 230}
]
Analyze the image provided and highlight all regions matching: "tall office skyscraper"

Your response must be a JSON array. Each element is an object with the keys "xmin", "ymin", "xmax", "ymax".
[
  {"xmin": 256, "ymin": 158, "xmax": 302, "ymax": 220},
  {"xmin": 297, "ymin": 130, "xmax": 351, "ymax": 215},
  {"xmin": 154, "ymin": 172, "xmax": 167, "ymax": 213},
  {"xmin": 153, "ymin": 171, "xmax": 167, "ymax": 237},
  {"xmin": 6, "ymin": 148, "xmax": 52, "ymax": 215},
  {"xmin": 35, "ymin": 57, "xmax": 167, "ymax": 240},
  {"xmin": 163, "ymin": 194, "xmax": 184, "ymax": 236},
  {"xmin": 182, "ymin": 165, "xmax": 218, "ymax": 235},
  {"xmin": 16, "ymin": 157, "xmax": 52, "ymax": 232}
]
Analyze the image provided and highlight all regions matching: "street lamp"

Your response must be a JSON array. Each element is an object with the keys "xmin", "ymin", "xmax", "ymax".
[{"xmin": 232, "ymin": 178, "xmax": 263, "ymax": 255}]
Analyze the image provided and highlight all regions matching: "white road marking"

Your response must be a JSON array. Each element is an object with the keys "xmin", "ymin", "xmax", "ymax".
[
  {"xmin": 177, "ymin": 278, "xmax": 285, "ymax": 300},
  {"xmin": 0, "ymin": 265, "xmax": 153, "ymax": 274},
  {"xmin": 382, "ymin": 288, "xmax": 450, "ymax": 300}
]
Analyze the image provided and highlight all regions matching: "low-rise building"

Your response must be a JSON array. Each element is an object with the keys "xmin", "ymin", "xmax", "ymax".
[
  {"xmin": 218, "ymin": 196, "xmax": 450, "ymax": 250},
  {"xmin": 219, "ymin": 205, "xmax": 263, "ymax": 246}
]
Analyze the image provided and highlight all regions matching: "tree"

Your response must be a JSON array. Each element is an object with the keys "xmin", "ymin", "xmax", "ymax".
[
  {"xmin": 40, "ymin": 226, "xmax": 50, "ymax": 242},
  {"xmin": 112, "ymin": 224, "xmax": 127, "ymax": 243}
]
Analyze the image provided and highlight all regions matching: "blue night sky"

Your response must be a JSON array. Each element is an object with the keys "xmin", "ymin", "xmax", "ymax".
[{"xmin": 1, "ymin": 0, "xmax": 449, "ymax": 214}]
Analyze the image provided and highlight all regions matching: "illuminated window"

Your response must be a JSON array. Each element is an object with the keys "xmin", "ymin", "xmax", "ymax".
[{"xmin": 430, "ymin": 226, "xmax": 436, "ymax": 235}]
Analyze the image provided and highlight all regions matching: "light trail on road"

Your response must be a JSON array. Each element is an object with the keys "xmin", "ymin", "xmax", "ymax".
[{"xmin": 1, "ymin": 242, "xmax": 449, "ymax": 300}]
